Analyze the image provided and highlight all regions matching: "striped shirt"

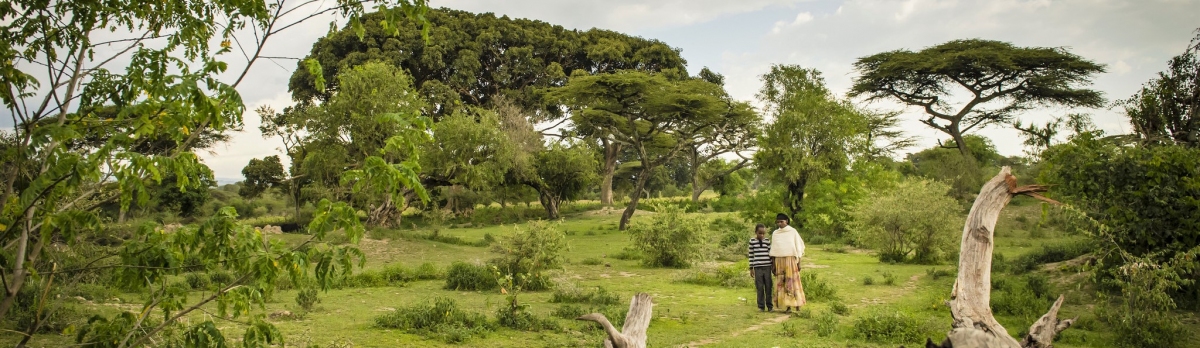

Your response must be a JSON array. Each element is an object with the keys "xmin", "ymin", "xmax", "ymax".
[{"xmin": 748, "ymin": 238, "xmax": 772, "ymax": 268}]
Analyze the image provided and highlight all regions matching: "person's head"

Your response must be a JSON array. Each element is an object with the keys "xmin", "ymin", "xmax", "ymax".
[
  {"xmin": 775, "ymin": 213, "xmax": 789, "ymax": 228},
  {"xmin": 754, "ymin": 224, "xmax": 767, "ymax": 239}
]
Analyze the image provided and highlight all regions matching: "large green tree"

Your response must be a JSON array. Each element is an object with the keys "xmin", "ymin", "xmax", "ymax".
[
  {"xmin": 754, "ymin": 65, "xmax": 867, "ymax": 223},
  {"xmin": 1124, "ymin": 30, "xmax": 1200, "ymax": 147},
  {"xmin": 0, "ymin": 0, "xmax": 430, "ymax": 345},
  {"xmin": 289, "ymin": 8, "xmax": 686, "ymax": 119},
  {"xmin": 239, "ymin": 155, "xmax": 286, "ymax": 199},
  {"xmin": 550, "ymin": 71, "xmax": 732, "ymax": 230},
  {"xmin": 682, "ymin": 69, "xmax": 761, "ymax": 202},
  {"xmin": 849, "ymin": 39, "xmax": 1106, "ymax": 158}
]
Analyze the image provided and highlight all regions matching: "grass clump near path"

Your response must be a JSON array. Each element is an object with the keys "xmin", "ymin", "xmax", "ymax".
[{"xmin": 374, "ymin": 298, "xmax": 495, "ymax": 343}]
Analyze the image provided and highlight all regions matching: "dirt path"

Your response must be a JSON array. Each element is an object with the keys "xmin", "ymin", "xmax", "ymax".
[{"xmin": 683, "ymin": 314, "xmax": 791, "ymax": 347}]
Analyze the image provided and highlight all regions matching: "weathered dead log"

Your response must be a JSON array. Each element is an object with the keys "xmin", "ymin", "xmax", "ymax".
[
  {"xmin": 942, "ymin": 167, "xmax": 1073, "ymax": 348},
  {"xmin": 577, "ymin": 293, "xmax": 653, "ymax": 348}
]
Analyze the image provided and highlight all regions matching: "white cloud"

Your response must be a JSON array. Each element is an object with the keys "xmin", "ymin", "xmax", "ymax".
[
  {"xmin": 772, "ymin": 11, "xmax": 814, "ymax": 34},
  {"xmin": 432, "ymin": 0, "xmax": 812, "ymax": 32}
]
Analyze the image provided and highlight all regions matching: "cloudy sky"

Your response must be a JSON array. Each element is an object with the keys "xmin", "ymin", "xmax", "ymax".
[{"xmin": 183, "ymin": 0, "xmax": 1200, "ymax": 181}]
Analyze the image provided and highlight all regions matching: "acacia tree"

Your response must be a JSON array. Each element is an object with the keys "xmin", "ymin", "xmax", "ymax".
[
  {"xmin": 551, "ymin": 71, "xmax": 731, "ymax": 230},
  {"xmin": 240, "ymin": 155, "xmax": 286, "ymax": 199},
  {"xmin": 1125, "ymin": 29, "xmax": 1200, "ymax": 147},
  {"xmin": 0, "ymin": 0, "xmax": 429, "ymax": 345},
  {"xmin": 754, "ymin": 65, "xmax": 867, "ymax": 224},
  {"xmin": 682, "ymin": 70, "xmax": 760, "ymax": 201},
  {"xmin": 849, "ymin": 39, "xmax": 1106, "ymax": 158}
]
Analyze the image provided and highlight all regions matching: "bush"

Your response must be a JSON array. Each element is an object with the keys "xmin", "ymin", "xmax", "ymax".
[
  {"xmin": 296, "ymin": 288, "xmax": 320, "ymax": 311},
  {"xmin": 926, "ymin": 268, "xmax": 955, "ymax": 281},
  {"xmin": 550, "ymin": 286, "xmax": 620, "ymax": 306},
  {"xmin": 676, "ymin": 262, "xmax": 752, "ymax": 288},
  {"xmin": 495, "ymin": 296, "xmax": 558, "ymax": 331},
  {"xmin": 627, "ymin": 205, "xmax": 710, "ymax": 268},
  {"xmin": 490, "ymin": 220, "xmax": 567, "ymax": 290},
  {"xmin": 208, "ymin": 270, "xmax": 233, "ymax": 285},
  {"xmin": 444, "ymin": 262, "xmax": 497, "ymax": 291},
  {"xmin": 778, "ymin": 320, "xmax": 801, "ymax": 338},
  {"xmin": 609, "ymin": 248, "xmax": 642, "ymax": 261},
  {"xmin": 184, "ymin": 272, "xmax": 211, "ymax": 290},
  {"xmin": 580, "ymin": 257, "xmax": 603, "ymax": 266},
  {"xmin": 1009, "ymin": 241, "xmax": 1092, "ymax": 274},
  {"xmin": 10, "ymin": 284, "xmax": 85, "ymax": 334},
  {"xmin": 801, "ymin": 272, "xmax": 839, "ymax": 302},
  {"xmin": 814, "ymin": 311, "xmax": 839, "ymax": 337},
  {"xmin": 373, "ymin": 298, "xmax": 494, "ymax": 343},
  {"xmin": 852, "ymin": 310, "xmax": 925, "ymax": 343},
  {"xmin": 66, "ymin": 283, "xmax": 117, "ymax": 302},
  {"xmin": 862, "ymin": 276, "xmax": 875, "ymax": 286},
  {"xmin": 413, "ymin": 262, "xmax": 442, "ymax": 280},
  {"xmin": 830, "ymin": 301, "xmax": 850, "ymax": 316},
  {"xmin": 882, "ymin": 271, "xmax": 897, "ymax": 286},
  {"xmin": 849, "ymin": 178, "xmax": 960, "ymax": 264},
  {"xmin": 551, "ymin": 304, "xmax": 587, "ymax": 319},
  {"xmin": 795, "ymin": 307, "xmax": 813, "ymax": 319}
]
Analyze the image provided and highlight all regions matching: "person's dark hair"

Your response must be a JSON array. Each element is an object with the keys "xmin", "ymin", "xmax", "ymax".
[{"xmin": 755, "ymin": 223, "xmax": 767, "ymax": 231}]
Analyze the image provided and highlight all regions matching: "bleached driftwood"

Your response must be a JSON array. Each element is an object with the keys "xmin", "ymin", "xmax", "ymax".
[
  {"xmin": 928, "ymin": 167, "xmax": 1074, "ymax": 348},
  {"xmin": 578, "ymin": 293, "xmax": 653, "ymax": 348}
]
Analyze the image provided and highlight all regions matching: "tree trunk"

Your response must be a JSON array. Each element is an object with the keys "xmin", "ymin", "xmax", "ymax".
[
  {"xmin": 933, "ymin": 167, "xmax": 1072, "ymax": 348},
  {"xmin": 690, "ymin": 184, "xmax": 704, "ymax": 202},
  {"xmin": 538, "ymin": 191, "xmax": 561, "ymax": 220},
  {"xmin": 600, "ymin": 140, "xmax": 621, "ymax": 206},
  {"xmin": 618, "ymin": 167, "xmax": 653, "ymax": 231},
  {"xmin": 950, "ymin": 127, "xmax": 972, "ymax": 159},
  {"xmin": 785, "ymin": 176, "xmax": 808, "ymax": 228},
  {"xmin": 578, "ymin": 293, "xmax": 653, "ymax": 348}
]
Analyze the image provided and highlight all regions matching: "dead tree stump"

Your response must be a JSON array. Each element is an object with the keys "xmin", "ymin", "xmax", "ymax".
[
  {"xmin": 578, "ymin": 293, "xmax": 653, "ymax": 348},
  {"xmin": 934, "ymin": 167, "xmax": 1073, "ymax": 348}
]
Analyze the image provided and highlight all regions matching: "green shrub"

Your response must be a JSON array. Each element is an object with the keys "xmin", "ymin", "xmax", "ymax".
[
  {"xmin": 849, "ymin": 178, "xmax": 960, "ymax": 264},
  {"xmin": 814, "ymin": 311, "xmax": 839, "ymax": 337},
  {"xmin": 1009, "ymin": 241, "xmax": 1091, "ymax": 274},
  {"xmin": 296, "ymin": 288, "xmax": 320, "ymax": 311},
  {"xmin": 852, "ymin": 310, "xmax": 924, "ymax": 343},
  {"xmin": 373, "ymin": 298, "xmax": 494, "ymax": 343},
  {"xmin": 413, "ymin": 262, "xmax": 442, "ymax": 280},
  {"xmin": 184, "ymin": 272, "xmax": 210, "ymax": 290},
  {"xmin": 801, "ymin": 272, "xmax": 839, "ymax": 302},
  {"xmin": 580, "ymin": 257, "xmax": 603, "ymax": 266},
  {"xmin": 609, "ymin": 248, "xmax": 642, "ymax": 261},
  {"xmin": 862, "ymin": 276, "xmax": 875, "ymax": 286},
  {"xmin": 490, "ymin": 220, "xmax": 567, "ymax": 291},
  {"xmin": 830, "ymin": 301, "xmax": 850, "ymax": 316},
  {"xmin": 882, "ymin": 271, "xmax": 897, "ymax": 286},
  {"xmin": 551, "ymin": 304, "xmax": 587, "ymax": 319},
  {"xmin": 341, "ymin": 270, "xmax": 388, "ymax": 288},
  {"xmin": 208, "ymin": 270, "xmax": 233, "ymax": 285},
  {"xmin": 495, "ymin": 296, "xmax": 558, "ymax": 331},
  {"xmin": 10, "ymin": 284, "xmax": 85, "ymax": 334},
  {"xmin": 795, "ymin": 307, "xmax": 812, "ymax": 319},
  {"xmin": 676, "ymin": 262, "xmax": 752, "ymax": 288},
  {"xmin": 925, "ymin": 268, "xmax": 955, "ymax": 281},
  {"xmin": 550, "ymin": 286, "xmax": 620, "ymax": 306},
  {"xmin": 778, "ymin": 320, "xmax": 801, "ymax": 338},
  {"xmin": 66, "ymin": 283, "xmax": 117, "ymax": 302},
  {"xmin": 443, "ymin": 262, "xmax": 497, "ymax": 291},
  {"xmin": 627, "ymin": 205, "xmax": 709, "ymax": 268}
]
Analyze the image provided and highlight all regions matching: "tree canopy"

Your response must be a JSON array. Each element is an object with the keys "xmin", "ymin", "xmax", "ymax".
[
  {"xmin": 289, "ymin": 8, "xmax": 687, "ymax": 118},
  {"xmin": 755, "ymin": 65, "xmax": 868, "ymax": 223},
  {"xmin": 850, "ymin": 39, "xmax": 1106, "ymax": 158},
  {"xmin": 1124, "ymin": 30, "xmax": 1200, "ymax": 147}
]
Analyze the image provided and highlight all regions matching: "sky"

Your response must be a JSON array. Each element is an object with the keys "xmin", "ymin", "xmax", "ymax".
[{"xmin": 15, "ymin": 0, "xmax": 1199, "ymax": 182}]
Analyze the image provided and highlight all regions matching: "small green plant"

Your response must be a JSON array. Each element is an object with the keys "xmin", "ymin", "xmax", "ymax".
[
  {"xmin": 185, "ymin": 273, "xmax": 210, "ymax": 290},
  {"xmin": 882, "ymin": 271, "xmax": 897, "ymax": 286},
  {"xmin": 580, "ymin": 257, "xmax": 603, "ymax": 266},
  {"xmin": 610, "ymin": 248, "xmax": 642, "ymax": 261},
  {"xmin": 627, "ymin": 205, "xmax": 710, "ymax": 268},
  {"xmin": 852, "ymin": 310, "xmax": 925, "ymax": 343},
  {"xmin": 795, "ymin": 307, "xmax": 813, "ymax": 319},
  {"xmin": 551, "ymin": 304, "xmax": 587, "ymax": 319},
  {"xmin": 373, "ymin": 298, "xmax": 494, "ymax": 343},
  {"xmin": 550, "ymin": 286, "xmax": 620, "ymax": 306},
  {"xmin": 814, "ymin": 311, "xmax": 839, "ymax": 337},
  {"xmin": 802, "ymin": 272, "xmax": 839, "ymax": 302},
  {"xmin": 676, "ymin": 262, "xmax": 752, "ymax": 288},
  {"xmin": 443, "ymin": 262, "xmax": 498, "ymax": 291},
  {"xmin": 778, "ymin": 320, "xmax": 801, "ymax": 338},
  {"xmin": 296, "ymin": 288, "xmax": 320, "ymax": 312},
  {"xmin": 925, "ymin": 268, "xmax": 955, "ymax": 281},
  {"xmin": 830, "ymin": 301, "xmax": 850, "ymax": 316},
  {"xmin": 862, "ymin": 276, "xmax": 875, "ymax": 286},
  {"xmin": 495, "ymin": 295, "xmax": 558, "ymax": 331},
  {"xmin": 208, "ymin": 270, "xmax": 233, "ymax": 285},
  {"xmin": 413, "ymin": 262, "xmax": 442, "ymax": 280}
]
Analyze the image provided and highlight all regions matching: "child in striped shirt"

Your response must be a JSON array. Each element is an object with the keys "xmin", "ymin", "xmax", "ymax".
[{"xmin": 748, "ymin": 224, "xmax": 773, "ymax": 312}]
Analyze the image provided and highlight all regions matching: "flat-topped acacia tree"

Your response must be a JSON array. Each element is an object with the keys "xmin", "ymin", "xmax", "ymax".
[{"xmin": 850, "ymin": 39, "xmax": 1106, "ymax": 159}]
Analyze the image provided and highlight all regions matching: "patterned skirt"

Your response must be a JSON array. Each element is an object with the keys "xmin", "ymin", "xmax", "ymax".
[{"xmin": 773, "ymin": 256, "xmax": 807, "ymax": 308}]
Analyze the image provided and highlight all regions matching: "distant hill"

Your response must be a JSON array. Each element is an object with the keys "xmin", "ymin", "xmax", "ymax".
[{"xmin": 215, "ymin": 177, "xmax": 242, "ymax": 186}]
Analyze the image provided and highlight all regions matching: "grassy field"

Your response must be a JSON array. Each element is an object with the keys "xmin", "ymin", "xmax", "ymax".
[{"xmin": 7, "ymin": 200, "xmax": 1197, "ymax": 347}]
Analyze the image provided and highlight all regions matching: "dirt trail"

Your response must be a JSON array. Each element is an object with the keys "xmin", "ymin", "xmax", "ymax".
[{"xmin": 684, "ymin": 314, "xmax": 790, "ymax": 347}]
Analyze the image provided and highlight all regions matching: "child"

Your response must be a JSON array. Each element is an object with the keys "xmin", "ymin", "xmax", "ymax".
[{"xmin": 748, "ymin": 224, "xmax": 773, "ymax": 312}]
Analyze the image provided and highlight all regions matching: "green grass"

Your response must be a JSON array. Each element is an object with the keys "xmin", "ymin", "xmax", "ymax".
[{"xmin": 8, "ymin": 203, "xmax": 1192, "ymax": 347}]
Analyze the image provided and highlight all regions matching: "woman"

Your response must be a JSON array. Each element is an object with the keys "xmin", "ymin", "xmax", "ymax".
[{"xmin": 768, "ymin": 213, "xmax": 806, "ymax": 312}]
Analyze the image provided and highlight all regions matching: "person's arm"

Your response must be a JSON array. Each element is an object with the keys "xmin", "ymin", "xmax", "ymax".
[
  {"xmin": 795, "ymin": 232, "xmax": 805, "ymax": 265},
  {"xmin": 748, "ymin": 241, "xmax": 754, "ymax": 277}
]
